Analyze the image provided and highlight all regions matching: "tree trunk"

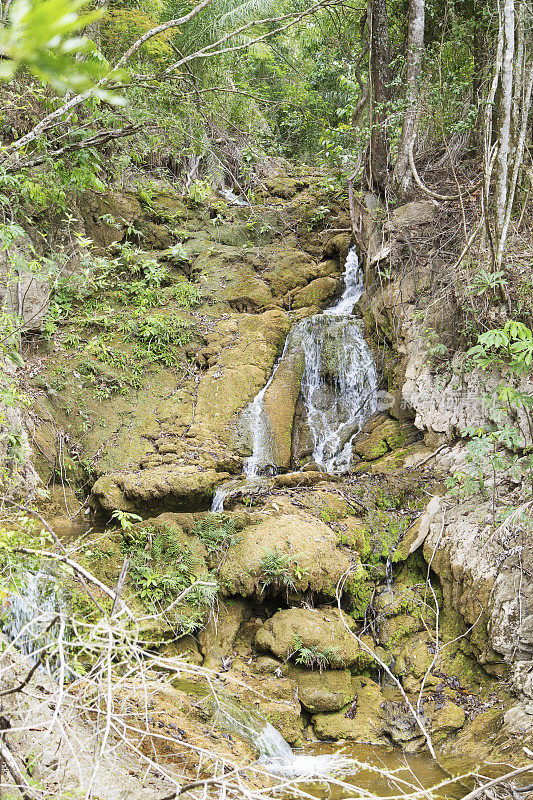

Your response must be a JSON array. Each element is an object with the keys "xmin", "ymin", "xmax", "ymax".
[
  {"xmin": 391, "ymin": 0, "xmax": 425, "ymax": 198},
  {"xmin": 368, "ymin": 0, "xmax": 391, "ymax": 192},
  {"xmin": 495, "ymin": 0, "xmax": 515, "ymax": 236}
]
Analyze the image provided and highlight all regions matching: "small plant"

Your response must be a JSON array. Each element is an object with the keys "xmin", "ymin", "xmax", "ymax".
[
  {"xmin": 168, "ymin": 280, "xmax": 202, "ymax": 308},
  {"xmin": 192, "ymin": 514, "xmax": 240, "ymax": 555},
  {"xmin": 468, "ymin": 320, "xmax": 533, "ymax": 373},
  {"xmin": 468, "ymin": 269, "xmax": 507, "ymax": 297},
  {"xmin": 292, "ymin": 636, "xmax": 340, "ymax": 671},
  {"xmin": 259, "ymin": 547, "xmax": 305, "ymax": 593},
  {"xmin": 110, "ymin": 509, "xmax": 143, "ymax": 532}
]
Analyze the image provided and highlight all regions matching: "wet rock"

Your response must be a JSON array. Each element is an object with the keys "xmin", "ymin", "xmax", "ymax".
[
  {"xmin": 261, "ymin": 349, "xmax": 305, "ymax": 470},
  {"xmin": 92, "ymin": 466, "xmax": 229, "ymax": 513},
  {"xmin": 218, "ymin": 514, "xmax": 351, "ymax": 598},
  {"xmin": 312, "ymin": 676, "xmax": 385, "ymax": 742},
  {"xmin": 294, "ymin": 668, "xmax": 355, "ymax": 713},
  {"xmin": 255, "ymin": 607, "xmax": 375, "ymax": 669}
]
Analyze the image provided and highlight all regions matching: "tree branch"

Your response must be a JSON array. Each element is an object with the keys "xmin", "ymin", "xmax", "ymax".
[{"xmin": 0, "ymin": 0, "xmax": 213, "ymax": 162}]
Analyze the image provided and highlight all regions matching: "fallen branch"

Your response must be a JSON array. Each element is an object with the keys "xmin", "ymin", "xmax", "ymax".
[
  {"xmin": 460, "ymin": 764, "xmax": 533, "ymax": 800},
  {"xmin": 7, "ymin": 124, "xmax": 141, "ymax": 173},
  {"xmin": 0, "ymin": 740, "xmax": 36, "ymax": 800}
]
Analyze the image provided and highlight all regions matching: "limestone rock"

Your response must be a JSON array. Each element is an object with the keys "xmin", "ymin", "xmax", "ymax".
[
  {"xmin": 388, "ymin": 201, "xmax": 437, "ymax": 229},
  {"xmin": 294, "ymin": 668, "xmax": 355, "ymax": 713},
  {"xmin": 353, "ymin": 415, "xmax": 420, "ymax": 461},
  {"xmin": 92, "ymin": 466, "xmax": 229, "ymax": 513},
  {"xmin": 77, "ymin": 191, "xmax": 143, "ymax": 249},
  {"xmin": 253, "ymin": 656, "xmax": 284, "ymax": 675},
  {"xmin": 169, "ymin": 635, "xmax": 203, "ymax": 665},
  {"xmin": 0, "ymin": 235, "xmax": 49, "ymax": 330},
  {"xmin": 290, "ymin": 276, "xmax": 340, "ymax": 309},
  {"xmin": 220, "ymin": 268, "xmax": 274, "ymax": 312},
  {"xmin": 312, "ymin": 677, "xmax": 385, "ymax": 742},
  {"xmin": 393, "ymin": 634, "xmax": 435, "ymax": 680},
  {"xmin": 255, "ymin": 607, "xmax": 375, "ymax": 669},
  {"xmin": 198, "ymin": 598, "xmax": 250, "ymax": 669},
  {"xmin": 261, "ymin": 349, "xmax": 305, "ymax": 470},
  {"xmin": 218, "ymin": 514, "xmax": 352, "ymax": 598}
]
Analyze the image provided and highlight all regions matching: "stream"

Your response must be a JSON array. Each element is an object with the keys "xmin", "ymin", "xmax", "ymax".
[{"xmin": 212, "ymin": 246, "xmax": 377, "ymax": 511}]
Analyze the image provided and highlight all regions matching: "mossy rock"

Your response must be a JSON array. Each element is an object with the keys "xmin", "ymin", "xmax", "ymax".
[
  {"xmin": 353, "ymin": 415, "xmax": 420, "ymax": 462},
  {"xmin": 91, "ymin": 465, "xmax": 230, "ymax": 514},
  {"xmin": 218, "ymin": 514, "xmax": 352, "ymax": 598},
  {"xmin": 393, "ymin": 633, "xmax": 435, "ymax": 680},
  {"xmin": 290, "ymin": 276, "xmax": 340, "ymax": 309},
  {"xmin": 430, "ymin": 699, "xmax": 466, "ymax": 741},
  {"xmin": 198, "ymin": 598, "xmax": 250, "ymax": 669},
  {"xmin": 220, "ymin": 268, "xmax": 275, "ymax": 312},
  {"xmin": 292, "ymin": 668, "xmax": 355, "ymax": 713},
  {"xmin": 311, "ymin": 676, "xmax": 385, "ymax": 742},
  {"xmin": 255, "ymin": 607, "xmax": 376, "ymax": 670}
]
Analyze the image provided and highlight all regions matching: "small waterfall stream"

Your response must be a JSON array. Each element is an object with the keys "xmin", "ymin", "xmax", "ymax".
[
  {"xmin": 211, "ymin": 696, "xmax": 352, "ymax": 778},
  {"xmin": 235, "ymin": 246, "xmax": 377, "ymax": 487},
  {"xmin": 208, "ymin": 250, "xmax": 378, "ymax": 778},
  {"xmin": 1, "ymin": 569, "xmax": 70, "ymax": 677}
]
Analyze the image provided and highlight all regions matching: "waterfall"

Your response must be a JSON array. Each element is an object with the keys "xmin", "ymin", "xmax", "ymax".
[
  {"xmin": 242, "ymin": 336, "xmax": 293, "ymax": 479},
  {"xmin": 211, "ymin": 696, "xmax": 351, "ymax": 778},
  {"xmin": 299, "ymin": 314, "xmax": 377, "ymax": 472},
  {"xmin": 2, "ymin": 569, "xmax": 68, "ymax": 673},
  {"xmin": 242, "ymin": 246, "xmax": 377, "ymax": 475}
]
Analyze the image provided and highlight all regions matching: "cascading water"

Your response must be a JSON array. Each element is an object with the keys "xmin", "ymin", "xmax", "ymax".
[
  {"xmin": 211, "ymin": 695, "xmax": 352, "ymax": 778},
  {"xmin": 242, "ymin": 336, "xmax": 293, "ymax": 479},
  {"xmin": 241, "ymin": 246, "xmax": 377, "ymax": 477},
  {"xmin": 1, "ymin": 569, "xmax": 69, "ymax": 675}
]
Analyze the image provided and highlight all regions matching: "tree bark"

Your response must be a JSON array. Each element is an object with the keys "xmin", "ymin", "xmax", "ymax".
[
  {"xmin": 495, "ymin": 0, "xmax": 515, "ymax": 235},
  {"xmin": 368, "ymin": 0, "xmax": 391, "ymax": 191},
  {"xmin": 391, "ymin": 0, "xmax": 425, "ymax": 198}
]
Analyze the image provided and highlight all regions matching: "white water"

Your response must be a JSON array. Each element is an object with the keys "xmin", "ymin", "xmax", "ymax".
[
  {"xmin": 242, "ymin": 246, "xmax": 377, "ymax": 476},
  {"xmin": 213, "ymin": 696, "xmax": 351, "ymax": 779},
  {"xmin": 2, "ymin": 570, "xmax": 65, "ymax": 668},
  {"xmin": 242, "ymin": 337, "xmax": 293, "ymax": 479},
  {"xmin": 220, "ymin": 187, "xmax": 248, "ymax": 206}
]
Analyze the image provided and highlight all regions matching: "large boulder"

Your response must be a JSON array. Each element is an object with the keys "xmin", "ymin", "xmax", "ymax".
[
  {"xmin": 91, "ymin": 465, "xmax": 229, "ymax": 513},
  {"xmin": 293, "ymin": 668, "xmax": 355, "ymax": 713},
  {"xmin": 217, "ymin": 514, "xmax": 352, "ymax": 598},
  {"xmin": 312, "ymin": 676, "xmax": 385, "ymax": 742},
  {"xmin": 255, "ymin": 607, "xmax": 375, "ymax": 669}
]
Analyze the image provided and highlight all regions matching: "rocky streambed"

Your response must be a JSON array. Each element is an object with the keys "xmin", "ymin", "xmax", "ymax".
[{"xmin": 3, "ymin": 173, "xmax": 532, "ymax": 788}]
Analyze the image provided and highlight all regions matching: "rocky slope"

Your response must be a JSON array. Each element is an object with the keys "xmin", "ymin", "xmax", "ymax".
[{"xmin": 3, "ymin": 173, "xmax": 532, "ymax": 774}]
